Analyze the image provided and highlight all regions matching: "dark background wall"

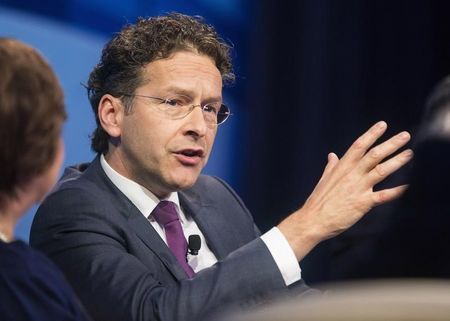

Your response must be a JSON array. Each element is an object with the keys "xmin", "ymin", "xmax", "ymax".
[
  {"xmin": 241, "ymin": 0, "xmax": 450, "ymax": 284},
  {"xmin": 2, "ymin": 0, "xmax": 450, "ymax": 284}
]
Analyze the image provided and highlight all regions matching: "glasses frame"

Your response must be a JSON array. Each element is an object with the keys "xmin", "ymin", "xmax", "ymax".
[{"xmin": 119, "ymin": 93, "xmax": 232, "ymax": 126}]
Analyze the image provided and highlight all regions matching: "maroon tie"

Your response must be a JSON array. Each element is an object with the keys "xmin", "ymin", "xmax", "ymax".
[{"xmin": 151, "ymin": 201, "xmax": 195, "ymax": 278}]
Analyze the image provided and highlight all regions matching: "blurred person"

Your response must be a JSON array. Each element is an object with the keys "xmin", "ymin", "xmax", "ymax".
[
  {"xmin": 346, "ymin": 75, "xmax": 450, "ymax": 278},
  {"xmin": 228, "ymin": 280, "xmax": 450, "ymax": 321},
  {"xmin": 30, "ymin": 13, "xmax": 413, "ymax": 321},
  {"xmin": 0, "ymin": 38, "xmax": 91, "ymax": 321},
  {"xmin": 416, "ymin": 75, "xmax": 450, "ymax": 141}
]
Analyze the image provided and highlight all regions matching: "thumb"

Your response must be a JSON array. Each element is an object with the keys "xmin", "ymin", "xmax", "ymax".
[{"xmin": 318, "ymin": 152, "xmax": 339, "ymax": 183}]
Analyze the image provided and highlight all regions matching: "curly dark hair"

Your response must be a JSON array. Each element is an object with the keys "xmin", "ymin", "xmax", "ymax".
[
  {"xmin": 87, "ymin": 13, "xmax": 234, "ymax": 154},
  {"xmin": 0, "ymin": 38, "xmax": 66, "ymax": 207}
]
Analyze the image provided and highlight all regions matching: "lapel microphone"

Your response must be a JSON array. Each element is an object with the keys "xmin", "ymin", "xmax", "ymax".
[{"xmin": 188, "ymin": 235, "xmax": 201, "ymax": 255}]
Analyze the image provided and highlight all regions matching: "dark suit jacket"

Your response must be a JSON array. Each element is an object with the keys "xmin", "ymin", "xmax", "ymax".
[{"xmin": 30, "ymin": 157, "xmax": 309, "ymax": 321}]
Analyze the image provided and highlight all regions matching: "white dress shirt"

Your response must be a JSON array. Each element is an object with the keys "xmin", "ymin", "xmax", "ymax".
[{"xmin": 100, "ymin": 154, "xmax": 301, "ymax": 285}]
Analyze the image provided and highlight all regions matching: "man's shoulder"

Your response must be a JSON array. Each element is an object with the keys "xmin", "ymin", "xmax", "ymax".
[
  {"xmin": 31, "ymin": 159, "xmax": 126, "ymax": 247},
  {"xmin": 42, "ymin": 158, "xmax": 112, "ymax": 209},
  {"xmin": 50, "ymin": 158, "xmax": 102, "ymax": 192}
]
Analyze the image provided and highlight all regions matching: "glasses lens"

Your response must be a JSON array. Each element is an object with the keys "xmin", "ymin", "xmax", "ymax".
[
  {"xmin": 217, "ymin": 104, "xmax": 230, "ymax": 124},
  {"xmin": 151, "ymin": 95, "xmax": 192, "ymax": 120}
]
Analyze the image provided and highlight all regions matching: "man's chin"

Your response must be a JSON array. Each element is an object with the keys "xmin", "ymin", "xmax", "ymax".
[
  {"xmin": 172, "ymin": 179, "xmax": 198, "ymax": 191},
  {"xmin": 169, "ymin": 172, "xmax": 201, "ymax": 191}
]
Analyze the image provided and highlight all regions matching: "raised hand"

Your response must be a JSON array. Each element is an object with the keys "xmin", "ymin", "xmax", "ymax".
[{"xmin": 278, "ymin": 121, "xmax": 413, "ymax": 261}]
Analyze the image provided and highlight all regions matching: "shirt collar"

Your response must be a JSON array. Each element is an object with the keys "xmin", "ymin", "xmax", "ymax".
[{"xmin": 100, "ymin": 154, "xmax": 183, "ymax": 222}]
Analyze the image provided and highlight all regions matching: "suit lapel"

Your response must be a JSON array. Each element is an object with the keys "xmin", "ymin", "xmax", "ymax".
[
  {"xmin": 87, "ymin": 158, "xmax": 188, "ymax": 281},
  {"xmin": 127, "ymin": 211, "xmax": 188, "ymax": 280},
  {"xmin": 179, "ymin": 189, "xmax": 235, "ymax": 260}
]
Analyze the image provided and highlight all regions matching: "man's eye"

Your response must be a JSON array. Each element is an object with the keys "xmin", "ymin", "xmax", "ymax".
[
  {"xmin": 203, "ymin": 104, "xmax": 218, "ymax": 114},
  {"xmin": 164, "ymin": 99, "xmax": 180, "ymax": 107}
]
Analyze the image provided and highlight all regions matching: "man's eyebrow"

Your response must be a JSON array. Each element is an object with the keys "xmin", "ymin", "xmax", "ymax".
[
  {"xmin": 162, "ymin": 86, "xmax": 223, "ymax": 102},
  {"xmin": 162, "ymin": 86, "xmax": 195, "ymax": 97}
]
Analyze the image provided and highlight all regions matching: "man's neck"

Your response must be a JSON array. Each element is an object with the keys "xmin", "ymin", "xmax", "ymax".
[{"xmin": 103, "ymin": 150, "xmax": 171, "ymax": 199}]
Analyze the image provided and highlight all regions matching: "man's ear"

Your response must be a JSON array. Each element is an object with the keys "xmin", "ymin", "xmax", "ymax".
[{"xmin": 98, "ymin": 94, "xmax": 124, "ymax": 138}]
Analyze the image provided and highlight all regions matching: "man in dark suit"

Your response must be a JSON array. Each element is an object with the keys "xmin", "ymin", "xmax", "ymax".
[{"xmin": 30, "ymin": 13, "xmax": 413, "ymax": 321}]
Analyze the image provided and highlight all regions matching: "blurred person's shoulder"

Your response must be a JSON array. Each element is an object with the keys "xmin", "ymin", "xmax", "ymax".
[{"xmin": 0, "ymin": 240, "xmax": 67, "ymax": 282}]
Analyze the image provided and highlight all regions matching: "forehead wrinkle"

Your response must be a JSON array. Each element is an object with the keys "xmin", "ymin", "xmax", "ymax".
[
  {"xmin": 142, "ymin": 54, "xmax": 222, "ymax": 101},
  {"xmin": 164, "ymin": 61, "xmax": 220, "ymax": 85}
]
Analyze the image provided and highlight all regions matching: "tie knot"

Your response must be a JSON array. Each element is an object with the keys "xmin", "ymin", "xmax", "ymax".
[{"xmin": 152, "ymin": 201, "xmax": 179, "ymax": 226}]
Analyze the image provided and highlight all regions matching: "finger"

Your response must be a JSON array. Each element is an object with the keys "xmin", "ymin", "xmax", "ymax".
[
  {"xmin": 365, "ymin": 149, "xmax": 413, "ymax": 187},
  {"xmin": 324, "ymin": 153, "xmax": 339, "ymax": 177},
  {"xmin": 318, "ymin": 153, "xmax": 339, "ymax": 184},
  {"xmin": 340, "ymin": 121, "xmax": 388, "ymax": 164},
  {"xmin": 372, "ymin": 184, "xmax": 408, "ymax": 206},
  {"xmin": 358, "ymin": 131, "xmax": 411, "ymax": 173}
]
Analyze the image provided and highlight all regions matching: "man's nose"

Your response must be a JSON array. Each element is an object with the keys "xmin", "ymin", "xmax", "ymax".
[{"xmin": 183, "ymin": 105, "xmax": 208, "ymax": 137}]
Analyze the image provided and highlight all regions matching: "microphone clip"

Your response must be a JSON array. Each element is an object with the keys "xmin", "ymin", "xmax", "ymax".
[{"xmin": 188, "ymin": 234, "xmax": 201, "ymax": 256}]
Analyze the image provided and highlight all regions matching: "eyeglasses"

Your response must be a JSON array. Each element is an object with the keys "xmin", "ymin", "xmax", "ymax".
[{"xmin": 119, "ymin": 93, "xmax": 231, "ymax": 126}]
